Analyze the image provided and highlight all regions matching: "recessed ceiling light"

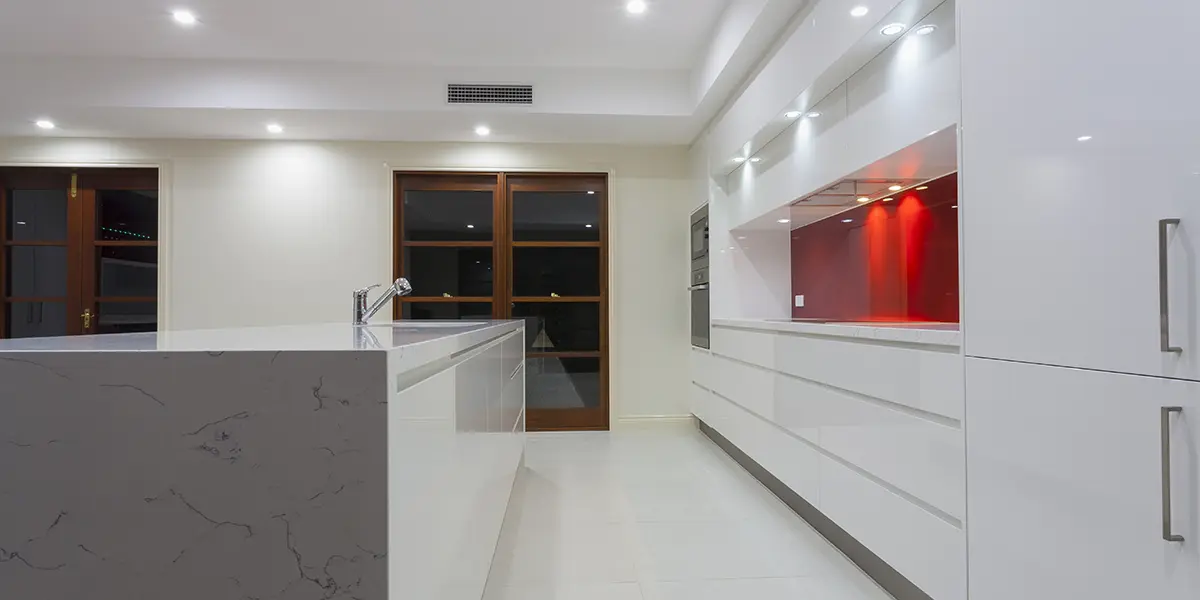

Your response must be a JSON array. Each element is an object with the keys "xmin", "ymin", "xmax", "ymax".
[
  {"xmin": 882, "ymin": 197, "xmax": 894, "ymax": 202},
  {"xmin": 750, "ymin": 157, "xmax": 762, "ymax": 163},
  {"xmin": 850, "ymin": 6, "xmax": 869, "ymax": 17},
  {"xmin": 785, "ymin": 111, "xmax": 802, "ymax": 119},
  {"xmin": 266, "ymin": 123, "xmax": 284, "ymax": 134},
  {"xmin": 586, "ymin": 224, "xmax": 593, "ymax": 228},
  {"xmin": 1077, "ymin": 135, "xmax": 1093, "ymax": 142},
  {"xmin": 732, "ymin": 157, "xmax": 746, "ymax": 163},
  {"xmin": 626, "ymin": 0, "xmax": 647, "ymax": 15},
  {"xmin": 467, "ymin": 224, "xmax": 475, "ymax": 229},
  {"xmin": 475, "ymin": 125, "xmax": 491, "ymax": 137},
  {"xmin": 916, "ymin": 186, "xmax": 929, "ymax": 190},
  {"xmin": 777, "ymin": 219, "xmax": 790, "ymax": 224},
  {"xmin": 172, "ymin": 9, "xmax": 198, "ymax": 26},
  {"xmin": 888, "ymin": 185, "xmax": 902, "ymax": 191},
  {"xmin": 806, "ymin": 111, "xmax": 821, "ymax": 118},
  {"xmin": 914, "ymin": 24, "xmax": 937, "ymax": 36},
  {"xmin": 842, "ymin": 219, "xmax": 854, "ymax": 223},
  {"xmin": 35, "ymin": 119, "xmax": 55, "ymax": 130},
  {"xmin": 857, "ymin": 197, "xmax": 870, "ymax": 203},
  {"xmin": 881, "ymin": 23, "xmax": 906, "ymax": 36}
]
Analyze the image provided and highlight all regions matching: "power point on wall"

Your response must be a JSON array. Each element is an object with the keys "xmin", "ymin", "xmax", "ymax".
[{"xmin": 795, "ymin": 295, "xmax": 805, "ymax": 308}]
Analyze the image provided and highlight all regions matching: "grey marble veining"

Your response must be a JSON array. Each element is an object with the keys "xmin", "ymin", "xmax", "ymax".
[{"xmin": 0, "ymin": 350, "xmax": 388, "ymax": 599}]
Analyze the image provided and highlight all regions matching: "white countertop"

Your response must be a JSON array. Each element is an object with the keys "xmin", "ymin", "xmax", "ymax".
[
  {"xmin": 712, "ymin": 318, "xmax": 961, "ymax": 347},
  {"xmin": 0, "ymin": 321, "xmax": 519, "ymax": 352}
]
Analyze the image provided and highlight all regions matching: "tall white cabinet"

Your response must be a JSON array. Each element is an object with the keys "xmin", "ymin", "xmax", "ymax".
[
  {"xmin": 960, "ymin": 0, "xmax": 1200, "ymax": 597},
  {"xmin": 960, "ymin": 0, "xmax": 1200, "ymax": 381}
]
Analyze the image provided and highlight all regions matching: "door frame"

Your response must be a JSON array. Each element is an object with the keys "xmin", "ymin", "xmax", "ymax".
[
  {"xmin": 391, "ymin": 169, "xmax": 613, "ymax": 431},
  {"xmin": 0, "ymin": 162, "xmax": 169, "ymax": 333}
]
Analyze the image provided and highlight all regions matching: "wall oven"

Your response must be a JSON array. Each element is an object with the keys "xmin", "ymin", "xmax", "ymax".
[{"xmin": 690, "ymin": 206, "xmax": 710, "ymax": 348}]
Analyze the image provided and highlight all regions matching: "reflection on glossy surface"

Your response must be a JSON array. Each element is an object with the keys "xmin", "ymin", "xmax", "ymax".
[
  {"xmin": 98, "ymin": 246, "xmax": 158, "ymax": 296},
  {"xmin": 97, "ymin": 301, "xmax": 157, "ymax": 334},
  {"xmin": 403, "ymin": 190, "xmax": 494, "ymax": 241},
  {"xmin": 5, "ymin": 190, "xmax": 67, "ymax": 242},
  {"xmin": 388, "ymin": 326, "xmax": 525, "ymax": 600},
  {"xmin": 6, "ymin": 246, "xmax": 67, "ymax": 297},
  {"xmin": 513, "ymin": 247, "xmax": 600, "ymax": 296},
  {"xmin": 512, "ymin": 191, "xmax": 600, "ymax": 242},
  {"xmin": 404, "ymin": 246, "xmax": 493, "ymax": 297},
  {"xmin": 526, "ymin": 356, "xmax": 600, "ymax": 409},
  {"xmin": 5, "ymin": 302, "xmax": 67, "ymax": 338},
  {"xmin": 512, "ymin": 303, "xmax": 600, "ymax": 351},
  {"xmin": 97, "ymin": 190, "xmax": 158, "ymax": 240}
]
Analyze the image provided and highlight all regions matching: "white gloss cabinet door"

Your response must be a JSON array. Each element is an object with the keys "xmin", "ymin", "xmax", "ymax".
[
  {"xmin": 966, "ymin": 358, "xmax": 1199, "ymax": 600},
  {"xmin": 960, "ymin": 0, "xmax": 1200, "ymax": 379}
]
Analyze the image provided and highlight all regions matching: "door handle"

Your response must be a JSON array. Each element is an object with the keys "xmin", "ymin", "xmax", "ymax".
[
  {"xmin": 688, "ymin": 284, "xmax": 710, "ymax": 291},
  {"xmin": 1159, "ymin": 219, "xmax": 1182, "ymax": 353},
  {"xmin": 1161, "ymin": 406, "xmax": 1184, "ymax": 542},
  {"xmin": 81, "ymin": 309, "xmax": 92, "ymax": 332}
]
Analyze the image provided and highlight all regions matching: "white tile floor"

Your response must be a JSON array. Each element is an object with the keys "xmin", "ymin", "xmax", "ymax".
[{"xmin": 483, "ymin": 426, "xmax": 893, "ymax": 600}]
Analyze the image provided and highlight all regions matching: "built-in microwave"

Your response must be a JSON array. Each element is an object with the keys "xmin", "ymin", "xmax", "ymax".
[{"xmin": 690, "ymin": 206, "xmax": 709, "ymax": 264}]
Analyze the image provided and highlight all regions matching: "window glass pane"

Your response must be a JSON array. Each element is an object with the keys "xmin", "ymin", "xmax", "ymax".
[
  {"xmin": 6, "ymin": 301, "xmax": 67, "ymax": 338},
  {"xmin": 97, "ymin": 301, "xmax": 157, "ymax": 334},
  {"xmin": 401, "ymin": 302, "xmax": 492, "ymax": 320},
  {"xmin": 512, "ymin": 191, "xmax": 599, "ymax": 241},
  {"xmin": 97, "ymin": 190, "xmax": 158, "ymax": 241},
  {"xmin": 512, "ymin": 302, "xmax": 600, "ymax": 351},
  {"xmin": 403, "ymin": 247, "xmax": 493, "ymax": 297},
  {"xmin": 513, "ymin": 247, "xmax": 600, "ymax": 297},
  {"xmin": 98, "ymin": 246, "xmax": 158, "ymax": 297},
  {"xmin": 526, "ymin": 357, "xmax": 600, "ymax": 409},
  {"xmin": 5, "ymin": 190, "xmax": 68, "ymax": 242},
  {"xmin": 6, "ymin": 246, "xmax": 67, "ymax": 297},
  {"xmin": 403, "ymin": 190, "xmax": 493, "ymax": 241}
]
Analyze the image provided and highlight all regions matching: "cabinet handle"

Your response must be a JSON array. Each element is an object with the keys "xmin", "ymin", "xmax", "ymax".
[
  {"xmin": 1161, "ymin": 406, "xmax": 1184, "ymax": 542},
  {"xmin": 1159, "ymin": 219, "xmax": 1182, "ymax": 353}
]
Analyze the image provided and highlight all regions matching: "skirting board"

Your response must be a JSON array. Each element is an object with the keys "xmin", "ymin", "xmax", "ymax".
[
  {"xmin": 698, "ymin": 419, "xmax": 933, "ymax": 600},
  {"xmin": 614, "ymin": 415, "xmax": 697, "ymax": 430}
]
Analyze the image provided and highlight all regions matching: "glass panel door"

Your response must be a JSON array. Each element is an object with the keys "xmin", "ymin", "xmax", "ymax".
[
  {"xmin": 394, "ymin": 175, "xmax": 499, "ymax": 321},
  {"xmin": 0, "ymin": 167, "xmax": 158, "ymax": 339},
  {"xmin": 507, "ymin": 175, "xmax": 608, "ymax": 431}
]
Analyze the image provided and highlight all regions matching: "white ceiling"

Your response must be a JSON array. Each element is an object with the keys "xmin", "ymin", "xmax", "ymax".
[
  {"xmin": 0, "ymin": 0, "xmax": 818, "ymax": 144},
  {"xmin": 0, "ymin": 0, "xmax": 728, "ymax": 69}
]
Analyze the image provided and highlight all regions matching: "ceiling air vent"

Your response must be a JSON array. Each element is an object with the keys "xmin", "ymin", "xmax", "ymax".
[{"xmin": 447, "ymin": 84, "xmax": 534, "ymax": 105}]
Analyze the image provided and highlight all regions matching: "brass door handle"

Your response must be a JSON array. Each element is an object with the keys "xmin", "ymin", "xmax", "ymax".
[{"xmin": 81, "ymin": 309, "xmax": 92, "ymax": 331}]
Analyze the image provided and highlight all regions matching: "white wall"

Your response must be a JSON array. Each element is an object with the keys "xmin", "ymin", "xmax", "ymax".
[{"xmin": 0, "ymin": 137, "xmax": 693, "ymax": 422}]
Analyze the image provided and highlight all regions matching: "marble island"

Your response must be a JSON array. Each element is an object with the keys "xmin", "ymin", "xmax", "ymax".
[{"xmin": 0, "ymin": 320, "xmax": 525, "ymax": 600}]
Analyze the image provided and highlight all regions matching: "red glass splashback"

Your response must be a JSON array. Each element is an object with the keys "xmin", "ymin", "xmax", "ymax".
[{"xmin": 790, "ymin": 172, "xmax": 959, "ymax": 322}]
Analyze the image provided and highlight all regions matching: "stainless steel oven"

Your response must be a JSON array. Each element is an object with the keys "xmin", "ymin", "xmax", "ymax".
[{"xmin": 690, "ymin": 206, "xmax": 710, "ymax": 348}]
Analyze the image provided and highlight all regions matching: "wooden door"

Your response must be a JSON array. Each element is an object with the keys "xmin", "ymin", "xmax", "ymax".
[
  {"xmin": 393, "ymin": 171, "xmax": 610, "ymax": 431},
  {"xmin": 393, "ymin": 174, "xmax": 501, "ymax": 320},
  {"xmin": 506, "ymin": 174, "xmax": 608, "ymax": 431},
  {"xmin": 0, "ymin": 167, "xmax": 158, "ymax": 338}
]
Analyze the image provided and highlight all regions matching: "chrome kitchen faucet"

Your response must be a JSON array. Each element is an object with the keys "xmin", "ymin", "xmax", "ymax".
[{"xmin": 353, "ymin": 278, "xmax": 412, "ymax": 325}]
